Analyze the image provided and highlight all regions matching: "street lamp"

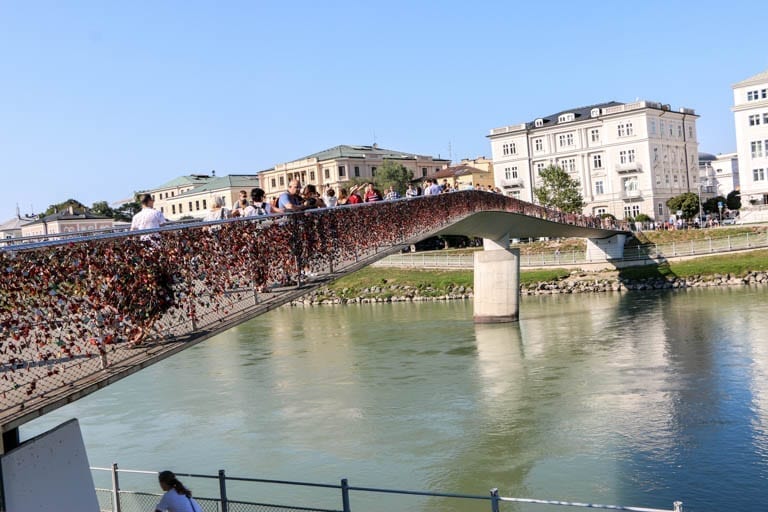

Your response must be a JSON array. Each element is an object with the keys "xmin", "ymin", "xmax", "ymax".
[{"xmin": 696, "ymin": 182, "xmax": 704, "ymax": 227}]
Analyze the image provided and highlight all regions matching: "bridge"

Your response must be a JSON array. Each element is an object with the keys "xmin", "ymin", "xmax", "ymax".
[{"xmin": 0, "ymin": 191, "xmax": 628, "ymax": 449}]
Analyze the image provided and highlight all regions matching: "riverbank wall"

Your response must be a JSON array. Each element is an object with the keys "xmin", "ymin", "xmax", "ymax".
[{"xmin": 290, "ymin": 270, "xmax": 768, "ymax": 305}]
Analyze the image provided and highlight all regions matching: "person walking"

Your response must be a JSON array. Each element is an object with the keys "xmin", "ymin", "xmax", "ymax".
[{"xmin": 130, "ymin": 194, "xmax": 168, "ymax": 232}]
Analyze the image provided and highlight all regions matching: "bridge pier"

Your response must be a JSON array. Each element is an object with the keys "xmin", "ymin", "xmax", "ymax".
[
  {"xmin": 586, "ymin": 234, "xmax": 627, "ymax": 261},
  {"xmin": 473, "ymin": 236, "xmax": 520, "ymax": 323}
]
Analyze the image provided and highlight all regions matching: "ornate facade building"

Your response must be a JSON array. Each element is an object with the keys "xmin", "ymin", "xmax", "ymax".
[{"xmin": 489, "ymin": 100, "xmax": 699, "ymax": 220}]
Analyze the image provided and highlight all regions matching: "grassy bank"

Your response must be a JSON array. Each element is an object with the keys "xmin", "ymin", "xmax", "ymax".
[{"xmin": 328, "ymin": 249, "xmax": 768, "ymax": 295}]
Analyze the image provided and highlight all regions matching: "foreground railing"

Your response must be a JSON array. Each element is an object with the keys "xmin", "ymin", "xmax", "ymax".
[
  {"xmin": 0, "ymin": 192, "xmax": 625, "ymax": 428},
  {"xmin": 91, "ymin": 464, "xmax": 682, "ymax": 512}
]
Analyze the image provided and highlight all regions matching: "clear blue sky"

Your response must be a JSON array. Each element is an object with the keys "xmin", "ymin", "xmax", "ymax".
[{"xmin": 0, "ymin": 0, "xmax": 764, "ymax": 220}]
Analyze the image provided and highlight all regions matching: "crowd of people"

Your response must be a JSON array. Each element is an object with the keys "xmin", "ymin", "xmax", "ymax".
[{"xmin": 0, "ymin": 186, "xmax": 625, "ymax": 409}]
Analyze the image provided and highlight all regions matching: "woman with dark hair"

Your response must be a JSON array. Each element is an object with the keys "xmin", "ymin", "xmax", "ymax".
[{"xmin": 155, "ymin": 470, "xmax": 203, "ymax": 512}]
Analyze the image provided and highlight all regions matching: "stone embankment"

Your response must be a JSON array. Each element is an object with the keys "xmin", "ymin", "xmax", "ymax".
[{"xmin": 291, "ymin": 271, "xmax": 768, "ymax": 306}]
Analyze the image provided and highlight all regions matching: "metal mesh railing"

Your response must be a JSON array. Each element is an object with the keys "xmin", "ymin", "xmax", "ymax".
[
  {"xmin": 1, "ymin": 192, "xmax": 627, "ymax": 428},
  {"xmin": 92, "ymin": 465, "xmax": 682, "ymax": 512}
]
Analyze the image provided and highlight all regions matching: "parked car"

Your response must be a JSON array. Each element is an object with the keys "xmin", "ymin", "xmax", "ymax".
[{"xmin": 402, "ymin": 236, "xmax": 446, "ymax": 253}]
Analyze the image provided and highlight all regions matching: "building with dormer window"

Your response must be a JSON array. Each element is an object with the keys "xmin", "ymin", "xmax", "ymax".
[{"xmin": 489, "ymin": 100, "xmax": 699, "ymax": 221}]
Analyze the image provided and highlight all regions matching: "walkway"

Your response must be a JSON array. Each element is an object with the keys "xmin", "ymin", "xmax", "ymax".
[{"xmin": 0, "ymin": 191, "xmax": 628, "ymax": 432}]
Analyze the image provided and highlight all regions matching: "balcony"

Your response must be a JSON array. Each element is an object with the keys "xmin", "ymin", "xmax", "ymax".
[
  {"xmin": 615, "ymin": 162, "xmax": 643, "ymax": 173},
  {"xmin": 621, "ymin": 189, "xmax": 643, "ymax": 200},
  {"xmin": 500, "ymin": 178, "xmax": 524, "ymax": 188}
]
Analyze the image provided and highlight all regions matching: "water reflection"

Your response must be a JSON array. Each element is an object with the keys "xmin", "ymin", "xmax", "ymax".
[{"xmin": 21, "ymin": 288, "xmax": 768, "ymax": 512}]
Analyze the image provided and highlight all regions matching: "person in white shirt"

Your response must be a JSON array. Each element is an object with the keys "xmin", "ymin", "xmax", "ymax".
[
  {"xmin": 155, "ymin": 470, "xmax": 202, "ymax": 512},
  {"xmin": 130, "ymin": 194, "xmax": 168, "ymax": 232}
]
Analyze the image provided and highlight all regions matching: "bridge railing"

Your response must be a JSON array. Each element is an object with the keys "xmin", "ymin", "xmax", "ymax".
[
  {"xmin": 91, "ymin": 464, "xmax": 682, "ymax": 512},
  {"xmin": 0, "ymin": 192, "xmax": 624, "ymax": 426}
]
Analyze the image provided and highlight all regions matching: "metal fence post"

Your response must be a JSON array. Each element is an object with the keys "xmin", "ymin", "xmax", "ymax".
[
  {"xmin": 218, "ymin": 469, "xmax": 229, "ymax": 512},
  {"xmin": 747, "ymin": 233, "xmax": 750, "ymax": 247},
  {"xmin": 341, "ymin": 478, "xmax": 351, "ymax": 512},
  {"xmin": 111, "ymin": 463, "xmax": 121, "ymax": 512},
  {"xmin": 673, "ymin": 500, "xmax": 683, "ymax": 512},
  {"xmin": 708, "ymin": 237, "xmax": 712, "ymax": 253},
  {"xmin": 489, "ymin": 488, "xmax": 500, "ymax": 512}
]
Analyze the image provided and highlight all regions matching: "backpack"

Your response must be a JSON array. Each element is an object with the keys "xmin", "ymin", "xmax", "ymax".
[{"xmin": 254, "ymin": 202, "xmax": 267, "ymax": 216}]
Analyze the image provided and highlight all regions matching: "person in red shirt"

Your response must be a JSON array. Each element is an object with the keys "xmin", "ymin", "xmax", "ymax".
[
  {"xmin": 364, "ymin": 183, "xmax": 382, "ymax": 202},
  {"xmin": 347, "ymin": 184, "xmax": 363, "ymax": 204}
]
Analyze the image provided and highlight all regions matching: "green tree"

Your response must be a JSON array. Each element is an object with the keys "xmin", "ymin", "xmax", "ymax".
[
  {"xmin": 726, "ymin": 190, "xmax": 741, "ymax": 210},
  {"xmin": 114, "ymin": 200, "xmax": 141, "ymax": 222},
  {"xmin": 666, "ymin": 192, "xmax": 700, "ymax": 219},
  {"xmin": 532, "ymin": 165, "xmax": 585, "ymax": 213},
  {"xmin": 375, "ymin": 160, "xmax": 413, "ymax": 194},
  {"xmin": 702, "ymin": 196, "xmax": 726, "ymax": 214},
  {"xmin": 44, "ymin": 199, "xmax": 87, "ymax": 216},
  {"xmin": 91, "ymin": 200, "xmax": 115, "ymax": 218}
]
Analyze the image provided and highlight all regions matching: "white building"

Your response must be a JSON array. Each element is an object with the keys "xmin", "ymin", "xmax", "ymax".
[
  {"xmin": 698, "ymin": 152, "xmax": 739, "ymax": 200},
  {"xmin": 489, "ymin": 100, "xmax": 699, "ymax": 221},
  {"xmin": 259, "ymin": 144, "xmax": 450, "ymax": 199},
  {"xmin": 20, "ymin": 207, "xmax": 114, "ymax": 238},
  {"xmin": 147, "ymin": 173, "xmax": 262, "ymax": 221},
  {"xmin": 732, "ymin": 69, "xmax": 768, "ymax": 207}
]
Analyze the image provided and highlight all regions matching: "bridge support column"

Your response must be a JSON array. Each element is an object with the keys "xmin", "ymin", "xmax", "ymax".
[
  {"xmin": 473, "ymin": 236, "xmax": 519, "ymax": 323},
  {"xmin": 586, "ymin": 234, "xmax": 627, "ymax": 261}
]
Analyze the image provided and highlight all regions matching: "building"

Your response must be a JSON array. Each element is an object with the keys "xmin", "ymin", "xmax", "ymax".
[
  {"xmin": 489, "ymin": 100, "xmax": 699, "ymax": 221},
  {"xmin": 259, "ymin": 144, "xmax": 450, "ymax": 198},
  {"xmin": 732, "ymin": 69, "xmax": 768, "ymax": 207},
  {"xmin": 148, "ymin": 173, "xmax": 262, "ymax": 221},
  {"xmin": 20, "ymin": 207, "xmax": 114, "ymax": 238},
  {"xmin": 430, "ymin": 158, "xmax": 495, "ymax": 191},
  {"xmin": 0, "ymin": 214, "xmax": 34, "ymax": 244},
  {"xmin": 698, "ymin": 152, "xmax": 739, "ymax": 200}
]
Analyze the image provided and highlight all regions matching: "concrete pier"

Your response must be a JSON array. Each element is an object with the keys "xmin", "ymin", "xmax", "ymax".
[{"xmin": 473, "ymin": 237, "xmax": 520, "ymax": 323}]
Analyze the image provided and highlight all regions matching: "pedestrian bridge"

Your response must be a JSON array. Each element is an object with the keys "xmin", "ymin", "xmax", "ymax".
[{"xmin": 0, "ymin": 191, "xmax": 628, "ymax": 442}]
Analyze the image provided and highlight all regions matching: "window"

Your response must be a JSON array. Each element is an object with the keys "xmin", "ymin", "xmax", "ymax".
[
  {"xmin": 323, "ymin": 168, "xmax": 330, "ymax": 179},
  {"xmin": 534, "ymin": 138, "xmax": 543, "ymax": 151},
  {"xmin": 558, "ymin": 133, "xmax": 574, "ymax": 147},
  {"xmin": 764, "ymin": 113, "xmax": 768, "ymax": 124},
  {"xmin": 171, "ymin": 191, "xmax": 175, "ymax": 197},
  {"xmin": 649, "ymin": 120, "xmax": 656, "ymax": 136},
  {"xmin": 592, "ymin": 154, "xmax": 603, "ymax": 169},
  {"xmin": 595, "ymin": 180, "xmax": 604, "ymax": 195},
  {"xmin": 560, "ymin": 158, "xmax": 575, "ymax": 172},
  {"xmin": 660, "ymin": 121, "xmax": 665, "ymax": 137},
  {"xmin": 188, "ymin": 202, "xmax": 192, "ymax": 212},
  {"xmin": 534, "ymin": 119, "xmax": 544, "ymax": 127},
  {"xmin": 279, "ymin": 176, "xmax": 285, "ymax": 187},
  {"xmin": 421, "ymin": 167, "xmax": 427, "ymax": 177},
  {"xmin": 271, "ymin": 178, "xmax": 276, "ymax": 188},
  {"xmin": 754, "ymin": 168, "xmax": 766, "ymax": 181},
  {"xmin": 502, "ymin": 142, "xmax": 517, "ymax": 155},
  {"xmin": 590, "ymin": 129, "xmax": 600, "ymax": 142},
  {"xmin": 371, "ymin": 166, "xmax": 377, "ymax": 176},
  {"xmin": 172, "ymin": 205, "xmax": 176, "ymax": 214},
  {"xmin": 658, "ymin": 203, "xmax": 664, "ymax": 216},
  {"xmin": 510, "ymin": 190, "xmax": 521, "ymax": 199},
  {"xmin": 748, "ymin": 90, "xmax": 759, "ymax": 101},
  {"xmin": 688, "ymin": 125, "xmax": 693, "ymax": 138},
  {"xmin": 558, "ymin": 113, "xmax": 575, "ymax": 123},
  {"xmin": 595, "ymin": 207, "xmax": 606, "ymax": 215},
  {"xmin": 749, "ymin": 115, "xmax": 761, "ymax": 126},
  {"xmin": 536, "ymin": 162, "xmax": 545, "ymax": 174},
  {"xmin": 626, "ymin": 122, "xmax": 634, "ymax": 136},
  {"xmin": 178, "ymin": 203, "xmax": 183, "ymax": 213},
  {"xmin": 752, "ymin": 141, "xmax": 764, "ymax": 158},
  {"xmin": 195, "ymin": 200, "xmax": 200, "ymax": 211},
  {"xmin": 617, "ymin": 123, "xmax": 626, "ymax": 137},
  {"xmin": 504, "ymin": 166, "xmax": 519, "ymax": 179},
  {"xmin": 354, "ymin": 166, "xmax": 360, "ymax": 177},
  {"xmin": 160, "ymin": 207, "xmax": 164, "ymax": 214},
  {"xmin": 677, "ymin": 124, "xmax": 682, "ymax": 138},
  {"xmin": 624, "ymin": 206, "xmax": 632, "ymax": 218},
  {"xmin": 310, "ymin": 170, "xmax": 316, "ymax": 181},
  {"xmin": 202, "ymin": 200, "xmax": 207, "ymax": 210},
  {"xmin": 338, "ymin": 165, "xmax": 346, "ymax": 177},
  {"xmin": 763, "ymin": 89, "xmax": 768, "ymax": 99}
]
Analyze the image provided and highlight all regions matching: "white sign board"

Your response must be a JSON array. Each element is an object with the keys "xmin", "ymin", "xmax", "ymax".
[{"xmin": 1, "ymin": 419, "xmax": 99, "ymax": 511}]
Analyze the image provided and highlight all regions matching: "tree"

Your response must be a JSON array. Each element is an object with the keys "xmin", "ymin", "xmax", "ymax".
[
  {"xmin": 114, "ymin": 201, "xmax": 141, "ymax": 222},
  {"xmin": 702, "ymin": 196, "xmax": 726, "ymax": 215},
  {"xmin": 726, "ymin": 190, "xmax": 741, "ymax": 210},
  {"xmin": 375, "ymin": 160, "xmax": 413, "ymax": 194},
  {"xmin": 91, "ymin": 201, "xmax": 115, "ymax": 218},
  {"xmin": 666, "ymin": 192, "xmax": 700, "ymax": 219},
  {"xmin": 533, "ymin": 165, "xmax": 585, "ymax": 213},
  {"xmin": 44, "ymin": 199, "xmax": 87, "ymax": 216}
]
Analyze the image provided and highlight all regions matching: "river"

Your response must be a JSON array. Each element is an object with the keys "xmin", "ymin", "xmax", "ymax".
[{"xmin": 22, "ymin": 286, "xmax": 768, "ymax": 512}]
